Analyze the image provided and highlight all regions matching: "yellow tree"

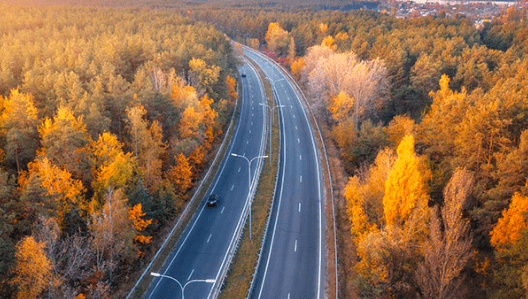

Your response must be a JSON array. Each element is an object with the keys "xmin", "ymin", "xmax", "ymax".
[
  {"xmin": 383, "ymin": 135, "xmax": 430, "ymax": 228},
  {"xmin": 128, "ymin": 203, "xmax": 152, "ymax": 257},
  {"xmin": 225, "ymin": 75, "xmax": 238, "ymax": 102},
  {"xmin": 25, "ymin": 157, "xmax": 86, "ymax": 223},
  {"xmin": 489, "ymin": 192, "xmax": 528, "ymax": 298},
  {"xmin": 189, "ymin": 58, "xmax": 220, "ymax": 95},
  {"xmin": 290, "ymin": 57, "xmax": 305, "ymax": 80},
  {"xmin": 199, "ymin": 94, "xmax": 218, "ymax": 150},
  {"xmin": 387, "ymin": 115, "xmax": 416, "ymax": 149},
  {"xmin": 265, "ymin": 22, "xmax": 290, "ymax": 56},
  {"xmin": 90, "ymin": 132, "xmax": 136, "ymax": 209},
  {"xmin": 345, "ymin": 147, "xmax": 395, "ymax": 244},
  {"xmin": 38, "ymin": 106, "xmax": 92, "ymax": 180},
  {"xmin": 169, "ymin": 153, "xmax": 193, "ymax": 196},
  {"xmin": 0, "ymin": 89, "xmax": 39, "ymax": 174},
  {"xmin": 328, "ymin": 90, "xmax": 354, "ymax": 123},
  {"xmin": 490, "ymin": 192, "xmax": 528, "ymax": 249},
  {"xmin": 126, "ymin": 104, "xmax": 166, "ymax": 190},
  {"xmin": 321, "ymin": 35, "xmax": 337, "ymax": 50},
  {"xmin": 179, "ymin": 106, "xmax": 202, "ymax": 140},
  {"xmin": 11, "ymin": 236, "xmax": 52, "ymax": 299}
]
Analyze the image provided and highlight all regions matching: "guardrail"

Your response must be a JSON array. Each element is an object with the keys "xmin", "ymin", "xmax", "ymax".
[
  {"xmin": 241, "ymin": 44, "xmax": 340, "ymax": 299},
  {"xmin": 126, "ymin": 70, "xmax": 242, "ymax": 299},
  {"xmin": 245, "ymin": 56, "xmax": 283, "ymax": 299},
  {"xmin": 210, "ymin": 55, "xmax": 269, "ymax": 298}
]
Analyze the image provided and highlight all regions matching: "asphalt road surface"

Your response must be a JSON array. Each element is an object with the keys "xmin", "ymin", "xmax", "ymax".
[
  {"xmin": 244, "ymin": 48, "xmax": 325, "ymax": 299},
  {"xmin": 143, "ymin": 60, "xmax": 267, "ymax": 299}
]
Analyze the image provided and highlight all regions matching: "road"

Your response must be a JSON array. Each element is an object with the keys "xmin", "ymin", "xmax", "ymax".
[
  {"xmin": 244, "ymin": 48, "xmax": 325, "ymax": 299},
  {"xmin": 143, "ymin": 61, "xmax": 268, "ymax": 299}
]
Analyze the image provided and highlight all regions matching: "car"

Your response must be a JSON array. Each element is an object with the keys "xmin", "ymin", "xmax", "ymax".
[
  {"xmin": 241, "ymin": 73, "xmax": 246, "ymax": 77},
  {"xmin": 207, "ymin": 194, "xmax": 219, "ymax": 207}
]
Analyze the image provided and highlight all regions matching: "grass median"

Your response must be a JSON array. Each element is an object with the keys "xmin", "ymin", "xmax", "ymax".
[{"xmin": 219, "ymin": 59, "xmax": 280, "ymax": 298}]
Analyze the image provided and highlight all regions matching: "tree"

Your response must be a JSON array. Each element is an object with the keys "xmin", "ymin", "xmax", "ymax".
[
  {"xmin": 290, "ymin": 57, "xmax": 305, "ymax": 80},
  {"xmin": 188, "ymin": 58, "xmax": 220, "ymax": 96},
  {"xmin": 0, "ymin": 89, "xmax": 39, "ymax": 174},
  {"xmin": 225, "ymin": 75, "xmax": 237, "ymax": 102},
  {"xmin": 11, "ymin": 236, "xmax": 52, "ymax": 299},
  {"xmin": 383, "ymin": 135, "xmax": 430, "ymax": 227},
  {"xmin": 89, "ymin": 189, "xmax": 134, "ymax": 282},
  {"xmin": 24, "ymin": 157, "xmax": 86, "ymax": 224},
  {"xmin": 128, "ymin": 203, "xmax": 152, "ymax": 257},
  {"xmin": 387, "ymin": 115, "xmax": 416, "ymax": 149},
  {"xmin": 126, "ymin": 104, "xmax": 165, "ymax": 190},
  {"xmin": 38, "ymin": 106, "xmax": 92, "ymax": 181},
  {"xmin": 490, "ymin": 192, "xmax": 528, "ymax": 249},
  {"xmin": 169, "ymin": 153, "xmax": 193, "ymax": 196},
  {"xmin": 346, "ymin": 148, "xmax": 395, "ymax": 244},
  {"xmin": 288, "ymin": 36, "xmax": 296, "ymax": 62},
  {"xmin": 417, "ymin": 168, "xmax": 474, "ymax": 299},
  {"xmin": 265, "ymin": 22, "xmax": 290, "ymax": 57},
  {"xmin": 306, "ymin": 48, "xmax": 390, "ymax": 126},
  {"xmin": 489, "ymin": 192, "xmax": 528, "ymax": 298}
]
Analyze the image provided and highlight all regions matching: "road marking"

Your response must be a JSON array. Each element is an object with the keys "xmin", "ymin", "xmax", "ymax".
[
  {"xmin": 247, "ymin": 140, "xmax": 249, "ymax": 144},
  {"xmin": 207, "ymin": 234, "xmax": 212, "ymax": 243},
  {"xmin": 252, "ymin": 113, "xmax": 254, "ymax": 117},
  {"xmin": 295, "ymin": 125, "xmax": 298, "ymax": 130},
  {"xmin": 251, "ymin": 121, "xmax": 253, "ymax": 125},
  {"xmin": 299, "ymin": 203, "xmax": 301, "ymax": 212},
  {"xmin": 231, "ymin": 185, "xmax": 235, "ymax": 191},
  {"xmin": 288, "ymin": 293, "xmax": 291, "ymax": 299},
  {"xmin": 293, "ymin": 114, "xmax": 296, "ymax": 119},
  {"xmin": 187, "ymin": 269, "xmax": 194, "ymax": 281},
  {"xmin": 221, "ymin": 207, "xmax": 225, "ymax": 214},
  {"xmin": 300, "ymin": 175, "xmax": 302, "ymax": 183},
  {"xmin": 252, "ymin": 106, "xmax": 254, "ymax": 110},
  {"xmin": 291, "ymin": 105, "xmax": 293, "ymax": 109},
  {"xmin": 238, "ymin": 167, "xmax": 241, "ymax": 172},
  {"xmin": 300, "ymin": 155, "xmax": 302, "ymax": 161},
  {"xmin": 298, "ymin": 138, "xmax": 300, "ymax": 144},
  {"xmin": 294, "ymin": 240, "xmax": 297, "ymax": 252},
  {"xmin": 250, "ymin": 129, "xmax": 252, "ymax": 134}
]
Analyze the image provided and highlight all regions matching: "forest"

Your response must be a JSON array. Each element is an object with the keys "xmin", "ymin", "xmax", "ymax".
[
  {"xmin": 205, "ymin": 6, "xmax": 528, "ymax": 299},
  {"xmin": 2, "ymin": 0, "xmax": 528, "ymax": 298},
  {"xmin": 0, "ymin": 5, "xmax": 238, "ymax": 298}
]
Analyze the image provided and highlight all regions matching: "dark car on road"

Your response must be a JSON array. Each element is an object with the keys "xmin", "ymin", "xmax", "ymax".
[{"xmin": 207, "ymin": 194, "xmax": 219, "ymax": 207}]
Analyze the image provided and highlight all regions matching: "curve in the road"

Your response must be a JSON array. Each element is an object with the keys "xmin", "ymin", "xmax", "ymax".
[
  {"xmin": 244, "ymin": 48, "xmax": 325, "ymax": 299},
  {"xmin": 142, "ymin": 61, "xmax": 268, "ymax": 299}
]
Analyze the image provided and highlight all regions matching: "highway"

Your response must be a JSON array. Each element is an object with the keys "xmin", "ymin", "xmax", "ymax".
[
  {"xmin": 244, "ymin": 48, "xmax": 325, "ymax": 299},
  {"xmin": 142, "ymin": 60, "xmax": 268, "ymax": 299}
]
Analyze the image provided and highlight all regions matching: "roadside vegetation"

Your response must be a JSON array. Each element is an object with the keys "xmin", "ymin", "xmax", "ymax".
[
  {"xmin": 183, "ymin": 5, "xmax": 528, "ymax": 298},
  {"xmin": 0, "ymin": 5, "xmax": 238, "ymax": 298},
  {"xmin": 3, "ymin": 0, "xmax": 528, "ymax": 298}
]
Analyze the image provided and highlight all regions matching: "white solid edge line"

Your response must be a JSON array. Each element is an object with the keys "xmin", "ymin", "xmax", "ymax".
[
  {"xmin": 257, "ymin": 86, "xmax": 287, "ymax": 299},
  {"xmin": 147, "ymin": 61, "xmax": 249, "ymax": 299},
  {"xmin": 208, "ymin": 54, "xmax": 268, "ymax": 299}
]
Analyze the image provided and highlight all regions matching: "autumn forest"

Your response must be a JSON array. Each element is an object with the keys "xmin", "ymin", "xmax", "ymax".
[{"xmin": 1, "ymin": 1, "xmax": 528, "ymax": 299}]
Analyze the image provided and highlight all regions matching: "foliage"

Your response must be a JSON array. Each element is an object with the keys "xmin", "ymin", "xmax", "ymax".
[
  {"xmin": 11, "ymin": 236, "xmax": 52, "ymax": 299},
  {"xmin": 0, "ymin": 5, "xmax": 238, "ymax": 297}
]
